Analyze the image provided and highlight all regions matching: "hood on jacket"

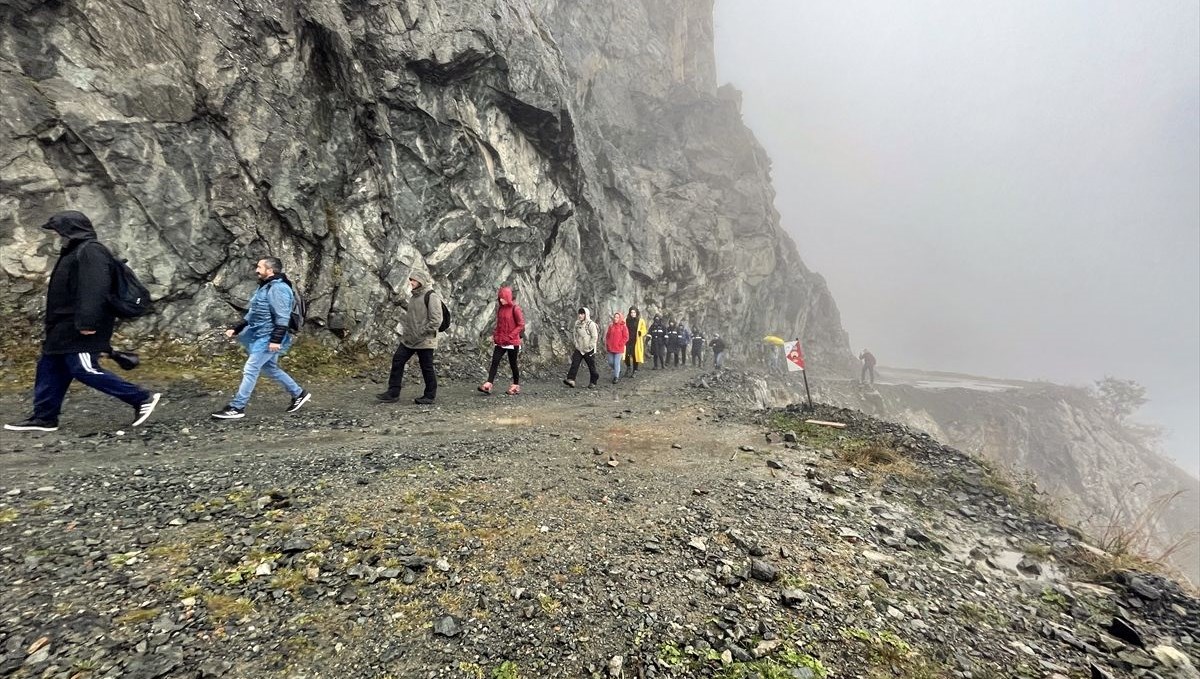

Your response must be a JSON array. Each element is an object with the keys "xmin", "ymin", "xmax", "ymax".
[
  {"xmin": 42, "ymin": 211, "xmax": 97, "ymax": 242},
  {"xmin": 408, "ymin": 268, "xmax": 434, "ymax": 292},
  {"xmin": 577, "ymin": 307, "xmax": 591, "ymax": 322},
  {"xmin": 498, "ymin": 286, "xmax": 514, "ymax": 306}
]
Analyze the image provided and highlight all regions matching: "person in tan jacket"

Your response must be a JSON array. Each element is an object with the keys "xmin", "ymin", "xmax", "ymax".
[{"xmin": 377, "ymin": 269, "xmax": 444, "ymax": 405}]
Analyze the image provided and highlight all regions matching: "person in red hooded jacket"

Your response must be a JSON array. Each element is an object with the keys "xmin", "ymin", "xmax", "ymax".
[{"xmin": 479, "ymin": 286, "xmax": 525, "ymax": 395}]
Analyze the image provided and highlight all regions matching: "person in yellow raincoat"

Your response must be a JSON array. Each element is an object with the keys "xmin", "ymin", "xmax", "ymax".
[{"xmin": 624, "ymin": 306, "xmax": 648, "ymax": 375}]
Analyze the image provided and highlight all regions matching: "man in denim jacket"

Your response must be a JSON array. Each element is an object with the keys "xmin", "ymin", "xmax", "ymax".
[{"xmin": 211, "ymin": 257, "xmax": 311, "ymax": 419}]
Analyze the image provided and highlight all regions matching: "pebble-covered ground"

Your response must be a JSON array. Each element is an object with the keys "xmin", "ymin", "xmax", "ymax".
[{"xmin": 1, "ymin": 367, "xmax": 1197, "ymax": 679}]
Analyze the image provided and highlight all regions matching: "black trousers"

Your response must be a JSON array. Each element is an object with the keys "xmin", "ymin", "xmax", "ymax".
[
  {"xmin": 681, "ymin": 345, "xmax": 688, "ymax": 364},
  {"xmin": 388, "ymin": 344, "xmax": 437, "ymax": 398},
  {"xmin": 566, "ymin": 350, "xmax": 599, "ymax": 384},
  {"xmin": 667, "ymin": 348, "xmax": 680, "ymax": 367},
  {"xmin": 487, "ymin": 346, "xmax": 520, "ymax": 384},
  {"xmin": 624, "ymin": 346, "xmax": 640, "ymax": 370},
  {"xmin": 691, "ymin": 346, "xmax": 704, "ymax": 366},
  {"xmin": 652, "ymin": 344, "xmax": 666, "ymax": 368}
]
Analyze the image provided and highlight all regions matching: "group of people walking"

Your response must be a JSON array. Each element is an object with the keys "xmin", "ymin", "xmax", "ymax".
[
  {"xmin": 561, "ymin": 307, "xmax": 727, "ymax": 388},
  {"xmin": 4, "ymin": 212, "xmax": 735, "ymax": 432}
]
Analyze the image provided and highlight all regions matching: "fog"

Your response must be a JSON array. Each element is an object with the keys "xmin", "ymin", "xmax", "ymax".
[{"xmin": 713, "ymin": 0, "xmax": 1200, "ymax": 477}]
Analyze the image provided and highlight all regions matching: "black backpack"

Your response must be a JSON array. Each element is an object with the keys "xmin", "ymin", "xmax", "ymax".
[
  {"xmin": 94, "ymin": 244, "xmax": 153, "ymax": 318},
  {"xmin": 424, "ymin": 290, "xmax": 451, "ymax": 333},
  {"xmin": 270, "ymin": 280, "xmax": 306, "ymax": 333}
]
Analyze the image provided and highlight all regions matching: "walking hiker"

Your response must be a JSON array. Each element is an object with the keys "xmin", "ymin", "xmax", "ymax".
[
  {"xmin": 624, "ymin": 306, "xmax": 647, "ymax": 375},
  {"xmin": 479, "ymin": 286, "xmax": 525, "ymax": 396},
  {"xmin": 711, "ymin": 334, "xmax": 728, "ymax": 369},
  {"xmin": 690, "ymin": 329, "xmax": 706, "ymax": 367},
  {"xmin": 605, "ymin": 311, "xmax": 630, "ymax": 384},
  {"xmin": 649, "ymin": 315, "xmax": 667, "ymax": 369},
  {"xmin": 563, "ymin": 307, "xmax": 599, "ymax": 388},
  {"xmin": 678, "ymin": 321, "xmax": 692, "ymax": 366},
  {"xmin": 376, "ymin": 269, "xmax": 444, "ymax": 405},
  {"xmin": 6, "ymin": 211, "xmax": 161, "ymax": 432},
  {"xmin": 859, "ymin": 349, "xmax": 877, "ymax": 385},
  {"xmin": 665, "ymin": 320, "xmax": 681, "ymax": 368},
  {"xmin": 211, "ymin": 257, "xmax": 311, "ymax": 419}
]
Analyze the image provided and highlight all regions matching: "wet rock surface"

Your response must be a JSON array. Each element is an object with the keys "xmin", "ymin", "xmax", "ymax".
[
  {"xmin": 1, "ymin": 368, "xmax": 1197, "ymax": 677},
  {"xmin": 0, "ymin": 0, "xmax": 851, "ymax": 368}
]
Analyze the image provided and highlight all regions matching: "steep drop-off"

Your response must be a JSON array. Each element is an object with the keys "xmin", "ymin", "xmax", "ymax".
[{"xmin": 0, "ymin": 0, "xmax": 850, "ymax": 364}]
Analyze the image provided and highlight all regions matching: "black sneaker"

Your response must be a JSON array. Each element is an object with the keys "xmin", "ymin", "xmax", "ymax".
[
  {"xmin": 376, "ymin": 390, "xmax": 400, "ymax": 403},
  {"xmin": 414, "ymin": 397, "xmax": 435, "ymax": 405},
  {"xmin": 4, "ymin": 418, "xmax": 59, "ymax": 432},
  {"xmin": 612, "ymin": 377, "xmax": 618, "ymax": 385},
  {"xmin": 211, "ymin": 406, "xmax": 245, "ymax": 420},
  {"xmin": 563, "ymin": 379, "xmax": 575, "ymax": 388},
  {"xmin": 287, "ymin": 390, "xmax": 311, "ymax": 413},
  {"xmin": 131, "ymin": 393, "xmax": 161, "ymax": 427},
  {"xmin": 588, "ymin": 382, "xmax": 596, "ymax": 389}
]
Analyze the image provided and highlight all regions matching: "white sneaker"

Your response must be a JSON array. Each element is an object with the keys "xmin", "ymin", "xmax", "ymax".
[{"xmin": 132, "ymin": 393, "xmax": 161, "ymax": 427}]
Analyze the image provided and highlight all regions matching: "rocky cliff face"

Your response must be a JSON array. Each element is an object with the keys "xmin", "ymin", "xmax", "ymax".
[{"xmin": 0, "ymin": 0, "xmax": 850, "ymax": 364}]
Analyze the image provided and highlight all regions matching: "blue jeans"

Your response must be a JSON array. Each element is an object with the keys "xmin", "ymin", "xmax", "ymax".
[
  {"xmin": 608, "ymin": 352, "xmax": 623, "ymax": 380},
  {"xmin": 231, "ymin": 350, "xmax": 302, "ymax": 409}
]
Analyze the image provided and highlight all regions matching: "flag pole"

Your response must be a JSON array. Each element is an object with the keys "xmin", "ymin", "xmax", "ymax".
[{"xmin": 801, "ymin": 368, "xmax": 813, "ymax": 411}]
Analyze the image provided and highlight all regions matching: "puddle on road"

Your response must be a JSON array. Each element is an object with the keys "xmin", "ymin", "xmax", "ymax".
[{"xmin": 493, "ymin": 416, "xmax": 532, "ymax": 427}]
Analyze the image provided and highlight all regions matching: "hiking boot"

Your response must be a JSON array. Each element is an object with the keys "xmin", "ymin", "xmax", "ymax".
[
  {"xmin": 4, "ymin": 418, "xmax": 59, "ymax": 432},
  {"xmin": 132, "ymin": 393, "xmax": 161, "ymax": 427},
  {"xmin": 506, "ymin": 384, "xmax": 520, "ymax": 396},
  {"xmin": 478, "ymin": 382, "xmax": 493, "ymax": 395},
  {"xmin": 414, "ymin": 396, "xmax": 435, "ymax": 405},
  {"xmin": 563, "ymin": 379, "xmax": 575, "ymax": 388},
  {"xmin": 588, "ymin": 382, "xmax": 597, "ymax": 389},
  {"xmin": 211, "ymin": 406, "xmax": 245, "ymax": 420},
  {"xmin": 376, "ymin": 390, "xmax": 400, "ymax": 403},
  {"xmin": 287, "ymin": 390, "xmax": 311, "ymax": 413}
]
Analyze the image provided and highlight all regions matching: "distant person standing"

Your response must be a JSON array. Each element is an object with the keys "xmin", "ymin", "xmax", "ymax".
[
  {"xmin": 690, "ymin": 329, "xmax": 706, "ymax": 367},
  {"xmin": 563, "ymin": 307, "xmax": 599, "ymax": 388},
  {"xmin": 678, "ymin": 321, "xmax": 692, "ymax": 366},
  {"xmin": 479, "ymin": 286, "xmax": 525, "ymax": 396},
  {"xmin": 665, "ymin": 320, "xmax": 681, "ymax": 368},
  {"xmin": 649, "ymin": 315, "xmax": 667, "ymax": 369},
  {"xmin": 5, "ymin": 211, "xmax": 161, "ymax": 432},
  {"xmin": 605, "ymin": 311, "xmax": 630, "ymax": 384},
  {"xmin": 859, "ymin": 349, "xmax": 877, "ymax": 385},
  {"xmin": 211, "ymin": 257, "xmax": 311, "ymax": 419},
  {"xmin": 711, "ymin": 334, "xmax": 728, "ymax": 369}
]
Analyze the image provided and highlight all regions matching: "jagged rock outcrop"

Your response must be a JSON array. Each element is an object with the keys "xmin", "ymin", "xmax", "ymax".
[
  {"xmin": 810, "ymin": 374, "xmax": 1200, "ymax": 584},
  {"xmin": 0, "ymin": 0, "xmax": 850, "ymax": 364}
]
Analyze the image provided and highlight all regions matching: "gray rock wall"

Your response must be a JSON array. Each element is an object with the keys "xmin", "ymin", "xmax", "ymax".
[{"xmin": 0, "ymin": 0, "xmax": 852, "ymax": 365}]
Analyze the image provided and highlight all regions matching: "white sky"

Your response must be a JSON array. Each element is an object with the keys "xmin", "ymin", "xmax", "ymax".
[{"xmin": 714, "ymin": 0, "xmax": 1200, "ymax": 476}]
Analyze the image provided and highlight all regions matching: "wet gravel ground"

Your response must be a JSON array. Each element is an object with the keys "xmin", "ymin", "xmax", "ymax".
[{"xmin": 1, "ymin": 367, "xmax": 1197, "ymax": 679}]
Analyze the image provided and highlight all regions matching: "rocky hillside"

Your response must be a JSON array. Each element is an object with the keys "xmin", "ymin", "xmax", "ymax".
[
  {"xmin": 1, "ymin": 369, "xmax": 1198, "ymax": 678},
  {"xmin": 0, "ymin": 0, "xmax": 850, "ymax": 363},
  {"xmin": 753, "ymin": 369, "xmax": 1200, "ymax": 586}
]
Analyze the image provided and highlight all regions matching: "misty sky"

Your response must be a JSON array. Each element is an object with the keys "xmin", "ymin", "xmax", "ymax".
[{"xmin": 713, "ymin": 0, "xmax": 1200, "ymax": 476}]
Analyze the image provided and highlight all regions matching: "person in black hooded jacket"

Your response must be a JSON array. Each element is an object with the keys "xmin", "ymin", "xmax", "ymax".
[{"xmin": 4, "ymin": 211, "xmax": 161, "ymax": 432}]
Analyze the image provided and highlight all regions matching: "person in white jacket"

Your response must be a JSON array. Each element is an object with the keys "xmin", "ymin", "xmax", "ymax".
[{"xmin": 563, "ymin": 307, "xmax": 599, "ymax": 388}]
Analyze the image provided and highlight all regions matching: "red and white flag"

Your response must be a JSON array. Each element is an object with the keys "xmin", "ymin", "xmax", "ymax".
[{"xmin": 784, "ymin": 339, "xmax": 805, "ymax": 372}]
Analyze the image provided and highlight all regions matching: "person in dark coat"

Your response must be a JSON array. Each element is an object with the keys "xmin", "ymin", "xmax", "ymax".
[
  {"xmin": 859, "ymin": 349, "xmax": 877, "ymax": 385},
  {"xmin": 690, "ymin": 329, "xmax": 706, "ymax": 367},
  {"xmin": 665, "ymin": 320, "xmax": 681, "ymax": 368},
  {"xmin": 711, "ymin": 334, "xmax": 728, "ymax": 370},
  {"xmin": 5, "ymin": 211, "xmax": 160, "ymax": 432},
  {"xmin": 648, "ymin": 315, "xmax": 667, "ymax": 369}
]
